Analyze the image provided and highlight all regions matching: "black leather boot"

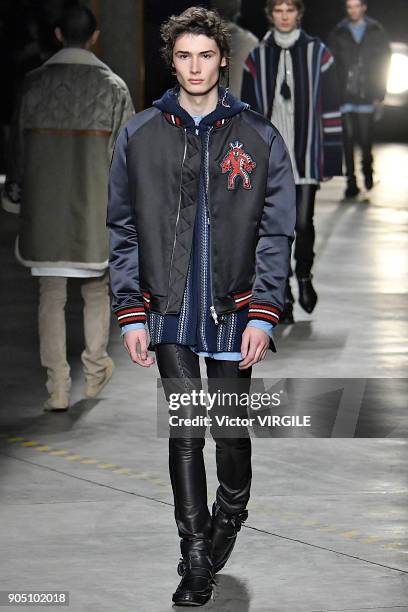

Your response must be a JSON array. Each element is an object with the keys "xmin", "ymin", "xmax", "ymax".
[
  {"xmin": 364, "ymin": 172, "xmax": 374, "ymax": 191},
  {"xmin": 173, "ymin": 539, "xmax": 214, "ymax": 607},
  {"xmin": 211, "ymin": 502, "xmax": 248, "ymax": 574},
  {"xmin": 344, "ymin": 177, "xmax": 360, "ymax": 199},
  {"xmin": 297, "ymin": 275, "xmax": 318, "ymax": 314},
  {"xmin": 280, "ymin": 279, "xmax": 295, "ymax": 324}
]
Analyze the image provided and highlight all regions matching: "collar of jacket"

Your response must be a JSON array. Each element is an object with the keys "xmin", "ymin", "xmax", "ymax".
[
  {"xmin": 262, "ymin": 28, "xmax": 318, "ymax": 48},
  {"xmin": 336, "ymin": 16, "xmax": 381, "ymax": 33},
  {"xmin": 44, "ymin": 47, "xmax": 110, "ymax": 70},
  {"xmin": 152, "ymin": 86, "xmax": 248, "ymax": 131}
]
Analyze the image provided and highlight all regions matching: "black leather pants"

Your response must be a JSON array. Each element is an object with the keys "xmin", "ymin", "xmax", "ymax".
[
  {"xmin": 155, "ymin": 344, "xmax": 252, "ymax": 541},
  {"xmin": 343, "ymin": 112, "xmax": 374, "ymax": 180},
  {"xmin": 288, "ymin": 184, "xmax": 318, "ymax": 279}
]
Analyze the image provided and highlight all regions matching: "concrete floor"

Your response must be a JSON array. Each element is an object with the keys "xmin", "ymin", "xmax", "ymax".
[{"xmin": 0, "ymin": 144, "xmax": 407, "ymax": 611}]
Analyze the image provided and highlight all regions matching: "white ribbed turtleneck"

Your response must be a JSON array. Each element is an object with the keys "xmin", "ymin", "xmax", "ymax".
[{"xmin": 273, "ymin": 28, "xmax": 301, "ymax": 49}]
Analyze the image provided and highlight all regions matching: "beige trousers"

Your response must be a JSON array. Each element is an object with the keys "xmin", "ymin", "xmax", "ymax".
[{"xmin": 38, "ymin": 272, "xmax": 111, "ymax": 394}]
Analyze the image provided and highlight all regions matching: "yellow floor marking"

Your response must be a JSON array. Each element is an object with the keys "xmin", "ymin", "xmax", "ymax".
[
  {"xmin": 362, "ymin": 536, "xmax": 383, "ymax": 544},
  {"xmin": 339, "ymin": 530, "xmax": 359, "ymax": 538},
  {"xmin": 18, "ymin": 435, "xmax": 397, "ymax": 547},
  {"xmin": 134, "ymin": 473, "xmax": 149, "ymax": 479}
]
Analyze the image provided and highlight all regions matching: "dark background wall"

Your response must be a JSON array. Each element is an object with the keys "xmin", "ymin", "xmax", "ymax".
[
  {"xmin": 145, "ymin": 0, "xmax": 408, "ymax": 105},
  {"xmin": 240, "ymin": 0, "xmax": 408, "ymax": 43},
  {"xmin": 1, "ymin": 0, "xmax": 407, "ymax": 133}
]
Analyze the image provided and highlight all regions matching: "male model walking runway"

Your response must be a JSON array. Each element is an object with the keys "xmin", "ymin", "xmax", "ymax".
[
  {"xmin": 107, "ymin": 7, "xmax": 295, "ymax": 606},
  {"xmin": 329, "ymin": 0, "xmax": 390, "ymax": 199},
  {"xmin": 241, "ymin": 0, "xmax": 343, "ymax": 322}
]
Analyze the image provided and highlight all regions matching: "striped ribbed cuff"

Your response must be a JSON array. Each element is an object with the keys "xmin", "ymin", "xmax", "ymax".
[
  {"xmin": 115, "ymin": 306, "xmax": 146, "ymax": 328},
  {"xmin": 248, "ymin": 303, "xmax": 280, "ymax": 326}
]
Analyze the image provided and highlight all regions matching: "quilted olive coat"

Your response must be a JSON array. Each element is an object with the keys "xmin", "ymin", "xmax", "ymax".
[{"xmin": 12, "ymin": 48, "xmax": 134, "ymax": 270}]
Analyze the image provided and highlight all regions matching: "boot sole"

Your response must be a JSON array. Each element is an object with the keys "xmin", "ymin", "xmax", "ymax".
[
  {"xmin": 43, "ymin": 406, "xmax": 69, "ymax": 412},
  {"xmin": 172, "ymin": 593, "xmax": 212, "ymax": 606}
]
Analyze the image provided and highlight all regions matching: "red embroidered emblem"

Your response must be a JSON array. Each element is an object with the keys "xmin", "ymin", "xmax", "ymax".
[{"xmin": 220, "ymin": 141, "xmax": 256, "ymax": 190}]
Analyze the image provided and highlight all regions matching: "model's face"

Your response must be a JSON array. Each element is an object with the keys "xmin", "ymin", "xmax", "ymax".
[
  {"xmin": 269, "ymin": 2, "xmax": 299, "ymax": 33},
  {"xmin": 172, "ymin": 33, "xmax": 227, "ymax": 97},
  {"xmin": 346, "ymin": 0, "xmax": 367, "ymax": 22}
]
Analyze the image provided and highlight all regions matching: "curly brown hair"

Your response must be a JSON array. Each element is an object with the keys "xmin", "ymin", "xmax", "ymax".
[
  {"xmin": 160, "ymin": 6, "xmax": 231, "ymax": 81},
  {"xmin": 265, "ymin": 0, "xmax": 305, "ymax": 20}
]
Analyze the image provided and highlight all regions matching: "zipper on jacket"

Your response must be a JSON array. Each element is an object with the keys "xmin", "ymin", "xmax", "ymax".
[
  {"xmin": 203, "ymin": 126, "xmax": 219, "ymax": 325},
  {"xmin": 164, "ymin": 127, "xmax": 187, "ymax": 314}
]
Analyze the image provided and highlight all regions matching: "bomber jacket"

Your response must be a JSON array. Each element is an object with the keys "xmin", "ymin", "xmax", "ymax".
[{"xmin": 107, "ymin": 87, "xmax": 296, "ymax": 335}]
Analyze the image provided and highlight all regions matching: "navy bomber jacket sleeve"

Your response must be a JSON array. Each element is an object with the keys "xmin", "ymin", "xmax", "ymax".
[
  {"xmin": 107, "ymin": 125, "xmax": 146, "ymax": 328},
  {"xmin": 247, "ymin": 125, "xmax": 296, "ymax": 326}
]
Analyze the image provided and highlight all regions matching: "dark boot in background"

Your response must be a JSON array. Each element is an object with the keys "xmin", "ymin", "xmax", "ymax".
[
  {"xmin": 364, "ymin": 171, "xmax": 374, "ymax": 191},
  {"xmin": 344, "ymin": 176, "xmax": 360, "ymax": 199},
  {"xmin": 297, "ymin": 275, "xmax": 318, "ymax": 314}
]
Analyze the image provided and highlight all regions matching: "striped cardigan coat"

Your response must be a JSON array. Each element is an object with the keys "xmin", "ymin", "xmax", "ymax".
[{"xmin": 241, "ymin": 30, "xmax": 343, "ymax": 181}]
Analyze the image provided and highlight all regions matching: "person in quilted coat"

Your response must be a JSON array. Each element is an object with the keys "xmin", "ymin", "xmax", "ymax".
[{"xmin": 9, "ymin": 4, "xmax": 134, "ymax": 410}]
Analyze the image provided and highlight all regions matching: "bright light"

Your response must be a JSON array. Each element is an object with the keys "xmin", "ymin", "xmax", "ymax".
[{"xmin": 387, "ymin": 53, "xmax": 408, "ymax": 95}]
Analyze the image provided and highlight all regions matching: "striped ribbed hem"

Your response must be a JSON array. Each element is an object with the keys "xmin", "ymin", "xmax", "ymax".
[
  {"xmin": 248, "ymin": 303, "xmax": 280, "ymax": 326},
  {"xmin": 322, "ymin": 112, "xmax": 342, "ymax": 134},
  {"xmin": 142, "ymin": 291, "xmax": 151, "ymax": 310},
  {"xmin": 233, "ymin": 290, "xmax": 252, "ymax": 309},
  {"xmin": 115, "ymin": 306, "xmax": 146, "ymax": 327}
]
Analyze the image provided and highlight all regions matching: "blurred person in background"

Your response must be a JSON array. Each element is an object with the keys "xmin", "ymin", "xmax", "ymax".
[
  {"xmin": 241, "ymin": 0, "xmax": 343, "ymax": 323},
  {"xmin": 1, "ymin": 1, "xmax": 60, "ymax": 211},
  {"xmin": 9, "ymin": 3, "xmax": 134, "ymax": 411},
  {"xmin": 210, "ymin": 0, "xmax": 258, "ymax": 97},
  {"xmin": 329, "ymin": 0, "xmax": 391, "ymax": 199}
]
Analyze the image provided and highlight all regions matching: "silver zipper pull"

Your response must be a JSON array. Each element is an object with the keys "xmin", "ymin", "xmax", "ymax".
[{"xmin": 210, "ymin": 305, "xmax": 219, "ymax": 325}]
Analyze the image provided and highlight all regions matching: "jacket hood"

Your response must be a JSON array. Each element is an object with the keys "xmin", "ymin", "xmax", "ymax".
[
  {"xmin": 335, "ymin": 16, "xmax": 382, "ymax": 33},
  {"xmin": 152, "ymin": 86, "xmax": 248, "ymax": 129},
  {"xmin": 262, "ymin": 29, "xmax": 320, "ymax": 47}
]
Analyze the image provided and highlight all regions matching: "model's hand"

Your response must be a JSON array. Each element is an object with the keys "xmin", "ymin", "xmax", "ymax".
[
  {"xmin": 123, "ymin": 329, "xmax": 155, "ymax": 367},
  {"xmin": 322, "ymin": 176, "xmax": 333, "ymax": 182},
  {"xmin": 239, "ymin": 327, "xmax": 269, "ymax": 370}
]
